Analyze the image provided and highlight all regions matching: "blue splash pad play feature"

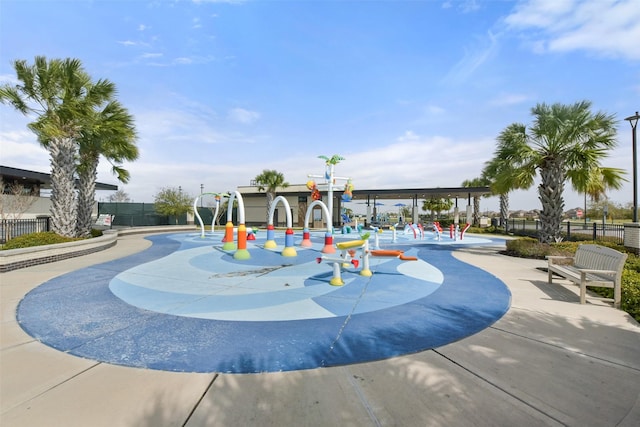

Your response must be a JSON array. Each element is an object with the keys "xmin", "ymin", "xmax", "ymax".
[{"xmin": 17, "ymin": 232, "xmax": 511, "ymax": 373}]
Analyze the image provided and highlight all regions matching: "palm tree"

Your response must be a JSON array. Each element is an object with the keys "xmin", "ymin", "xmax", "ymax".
[
  {"xmin": 568, "ymin": 165, "xmax": 625, "ymax": 223},
  {"xmin": 461, "ymin": 177, "xmax": 489, "ymax": 226},
  {"xmin": 0, "ymin": 57, "xmax": 121, "ymax": 238},
  {"xmin": 0, "ymin": 57, "xmax": 102, "ymax": 237},
  {"xmin": 254, "ymin": 169, "xmax": 289, "ymax": 225},
  {"xmin": 76, "ymin": 99, "xmax": 138, "ymax": 237},
  {"xmin": 422, "ymin": 197, "xmax": 453, "ymax": 220},
  {"xmin": 491, "ymin": 101, "xmax": 621, "ymax": 243},
  {"xmin": 482, "ymin": 124, "xmax": 535, "ymax": 233}
]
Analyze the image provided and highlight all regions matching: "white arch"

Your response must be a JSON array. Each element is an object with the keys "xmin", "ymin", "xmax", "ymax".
[
  {"xmin": 227, "ymin": 191, "xmax": 246, "ymax": 224},
  {"xmin": 267, "ymin": 195, "xmax": 293, "ymax": 227},
  {"xmin": 304, "ymin": 200, "xmax": 332, "ymax": 233}
]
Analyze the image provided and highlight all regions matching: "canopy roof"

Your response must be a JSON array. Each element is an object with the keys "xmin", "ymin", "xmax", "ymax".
[{"xmin": 1, "ymin": 165, "xmax": 118, "ymax": 191}]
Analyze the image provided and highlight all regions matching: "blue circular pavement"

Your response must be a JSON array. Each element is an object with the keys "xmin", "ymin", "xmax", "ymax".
[{"xmin": 17, "ymin": 231, "xmax": 511, "ymax": 373}]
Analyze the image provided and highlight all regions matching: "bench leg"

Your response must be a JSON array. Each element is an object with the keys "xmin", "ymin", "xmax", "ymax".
[
  {"xmin": 614, "ymin": 282, "xmax": 621, "ymax": 309},
  {"xmin": 580, "ymin": 272, "xmax": 587, "ymax": 304},
  {"xmin": 548, "ymin": 267, "xmax": 553, "ymax": 284}
]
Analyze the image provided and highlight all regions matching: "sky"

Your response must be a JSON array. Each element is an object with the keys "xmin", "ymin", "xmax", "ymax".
[{"xmin": 1, "ymin": 0, "xmax": 639, "ymax": 215}]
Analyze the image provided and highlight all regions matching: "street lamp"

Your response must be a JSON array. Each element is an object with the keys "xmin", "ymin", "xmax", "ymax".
[
  {"xmin": 200, "ymin": 183, "xmax": 204, "ymax": 208},
  {"xmin": 625, "ymin": 111, "xmax": 640, "ymax": 222}
]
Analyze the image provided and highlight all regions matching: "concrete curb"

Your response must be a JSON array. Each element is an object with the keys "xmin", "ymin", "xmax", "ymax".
[{"xmin": 0, "ymin": 226, "xmax": 197, "ymax": 273}]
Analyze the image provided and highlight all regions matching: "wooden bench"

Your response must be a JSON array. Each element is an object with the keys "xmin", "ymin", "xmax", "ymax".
[{"xmin": 547, "ymin": 244, "xmax": 627, "ymax": 308}]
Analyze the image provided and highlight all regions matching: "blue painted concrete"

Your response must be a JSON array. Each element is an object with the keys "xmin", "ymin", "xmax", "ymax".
[{"xmin": 17, "ymin": 232, "xmax": 510, "ymax": 373}]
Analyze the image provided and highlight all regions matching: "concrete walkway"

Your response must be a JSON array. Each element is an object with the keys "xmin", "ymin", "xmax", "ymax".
[{"xmin": 1, "ymin": 233, "xmax": 639, "ymax": 426}]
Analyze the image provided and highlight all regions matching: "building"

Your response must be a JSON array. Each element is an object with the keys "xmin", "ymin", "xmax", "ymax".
[
  {"xmin": 233, "ymin": 183, "xmax": 491, "ymax": 228},
  {"xmin": 1, "ymin": 165, "xmax": 118, "ymax": 219},
  {"xmin": 3, "ymin": 165, "xmax": 490, "ymax": 227}
]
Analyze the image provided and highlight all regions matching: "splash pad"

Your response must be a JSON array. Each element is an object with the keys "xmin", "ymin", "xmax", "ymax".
[{"xmin": 17, "ymin": 229, "xmax": 509, "ymax": 373}]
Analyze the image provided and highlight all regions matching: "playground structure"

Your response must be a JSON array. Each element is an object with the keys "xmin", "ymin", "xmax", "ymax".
[
  {"xmin": 221, "ymin": 191, "xmax": 251, "ymax": 260},
  {"xmin": 300, "ymin": 200, "xmax": 335, "ymax": 253},
  {"xmin": 191, "ymin": 155, "xmax": 473, "ymax": 268},
  {"xmin": 449, "ymin": 223, "xmax": 471, "ymax": 241},
  {"xmin": 316, "ymin": 235, "xmax": 418, "ymax": 286},
  {"xmin": 301, "ymin": 155, "xmax": 353, "ymax": 254},
  {"xmin": 403, "ymin": 223, "xmax": 425, "ymax": 240},
  {"xmin": 194, "ymin": 192, "xmax": 229, "ymax": 238},
  {"xmin": 263, "ymin": 196, "xmax": 297, "ymax": 257}
]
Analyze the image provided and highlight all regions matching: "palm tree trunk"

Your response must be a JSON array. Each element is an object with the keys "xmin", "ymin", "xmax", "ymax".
[
  {"xmin": 76, "ymin": 155, "xmax": 99, "ymax": 237},
  {"xmin": 538, "ymin": 159, "xmax": 565, "ymax": 243},
  {"xmin": 266, "ymin": 192, "xmax": 274, "ymax": 226},
  {"xmin": 500, "ymin": 193, "xmax": 509, "ymax": 233},
  {"xmin": 49, "ymin": 137, "xmax": 77, "ymax": 238}
]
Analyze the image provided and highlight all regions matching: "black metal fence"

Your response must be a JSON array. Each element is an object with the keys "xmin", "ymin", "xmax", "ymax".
[
  {"xmin": 506, "ymin": 219, "xmax": 625, "ymax": 244},
  {"xmin": 1, "ymin": 217, "xmax": 51, "ymax": 243}
]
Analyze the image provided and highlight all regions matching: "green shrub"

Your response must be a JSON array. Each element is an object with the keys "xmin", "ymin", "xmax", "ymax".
[
  {"xmin": 621, "ymin": 268, "xmax": 640, "ymax": 322},
  {"xmin": 468, "ymin": 225, "xmax": 500, "ymax": 234},
  {"xmin": 90, "ymin": 228, "xmax": 103, "ymax": 238},
  {"xmin": 1, "ymin": 232, "xmax": 81, "ymax": 250},
  {"xmin": 504, "ymin": 237, "xmax": 574, "ymax": 259}
]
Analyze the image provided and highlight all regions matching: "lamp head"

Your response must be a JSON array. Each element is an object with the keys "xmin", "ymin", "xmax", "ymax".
[{"xmin": 625, "ymin": 111, "xmax": 640, "ymax": 129}]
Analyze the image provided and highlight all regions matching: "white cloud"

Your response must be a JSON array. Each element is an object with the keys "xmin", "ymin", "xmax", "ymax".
[
  {"xmin": 0, "ymin": 74, "xmax": 19, "ymax": 84},
  {"xmin": 228, "ymin": 108, "xmax": 261, "ymax": 124},
  {"xmin": 0, "ymin": 129, "xmax": 50, "ymax": 171},
  {"xmin": 143, "ymin": 55, "xmax": 216, "ymax": 67},
  {"xmin": 441, "ymin": 0, "xmax": 480, "ymax": 13},
  {"xmin": 443, "ymin": 30, "xmax": 500, "ymax": 84},
  {"xmin": 424, "ymin": 105, "xmax": 446, "ymax": 115},
  {"xmin": 505, "ymin": 0, "xmax": 640, "ymax": 60}
]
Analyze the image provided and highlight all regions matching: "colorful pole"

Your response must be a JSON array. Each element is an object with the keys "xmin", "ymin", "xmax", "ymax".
[
  {"xmin": 323, "ymin": 232, "xmax": 335, "ymax": 254},
  {"xmin": 264, "ymin": 224, "xmax": 277, "ymax": 249},
  {"xmin": 234, "ymin": 223, "xmax": 251, "ymax": 260},
  {"xmin": 300, "ymin": 228, "xmax": 312, "ymax": 247},
  {"xmin": 281, "ymin": 228, "xmax": 297, "ymax": 257},
  {"xmin": 222, "ymin": 221, "xmax": 236, "ymax": 250}
]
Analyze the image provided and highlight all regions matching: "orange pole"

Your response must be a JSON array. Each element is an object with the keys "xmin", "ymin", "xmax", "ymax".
[{"xmin": 237, "ymin": 223, "xmax": 247, "ymax": 250}]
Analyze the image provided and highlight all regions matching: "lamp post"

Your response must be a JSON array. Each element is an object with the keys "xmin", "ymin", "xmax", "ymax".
[
  {"xmin": 625, "ymin": 111, "xmax": 640, "ymax": 222},
  {"xmin": 200, "ymin": 183, "xmax": 204, "ymax": 208}
]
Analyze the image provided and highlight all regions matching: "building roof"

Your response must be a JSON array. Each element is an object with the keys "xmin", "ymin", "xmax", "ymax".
[
  {"xmin": 1, "ymin": 165, "xmax": 118, "ymax": 191},
  {"xmin": 238, "ymin": 184, "xmax": 491, "ymax": 203}
]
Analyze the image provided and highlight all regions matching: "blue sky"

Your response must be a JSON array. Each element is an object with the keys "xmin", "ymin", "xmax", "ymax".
[{"xmin": 1, "ymin": 0, "xmax": 639, "ymax": 214}]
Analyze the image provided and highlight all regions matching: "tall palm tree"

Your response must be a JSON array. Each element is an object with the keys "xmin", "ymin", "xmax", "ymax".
[
  {"xmin": 483, "ymin": 123, "xmax": 535, "ymax": 233},
  {"xmin": 0, "ymin": 57, "xmax": 102, "ymax": 237},
  {"xmin": 422, "ymin": 197, "xmax": 453, "ymax": 220},
  {"xmin": 491, "ymin": 101, "xmax": 621, "ymax": 243},
  {"xmin": 254, "ymin": 169, "xmax": 289, "ymax": 225},
  {"xmin": 76, "ymin": 99, "xmax": 138, "ymax": 237}
]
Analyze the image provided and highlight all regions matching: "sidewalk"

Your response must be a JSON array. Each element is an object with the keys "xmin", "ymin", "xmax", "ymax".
[{"xmin": 1, "ymin": 234, "xmax": 639, "ymax": 426}]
